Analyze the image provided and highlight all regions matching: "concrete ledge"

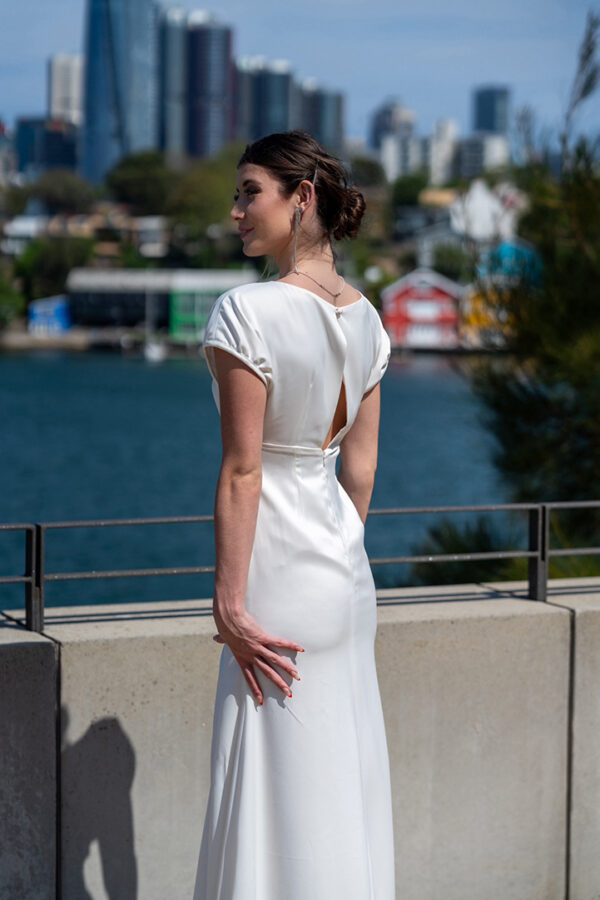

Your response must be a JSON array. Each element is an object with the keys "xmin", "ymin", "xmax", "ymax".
[
  {"xmin": 533, "ymin": 578, "xmax": 600, "ymax": 900},
  {"xmin": 34, "ymin": 589, "xmax": 571, "ymax": 900},
  {"xmin": 42, "ymin": 600, "xmax": 219, "ymax": 900},
  {"xmin": 376, "ymin": 593, "xmax": 570, "ymax": 900},
  {"xmin": 0, "ymin": 621, "xmax": 57, "ymax": 900}
]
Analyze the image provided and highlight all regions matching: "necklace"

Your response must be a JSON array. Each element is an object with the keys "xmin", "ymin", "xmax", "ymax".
[{"xmin": 282, "ymin": 266, "xmax": 346, "ymax": 303}]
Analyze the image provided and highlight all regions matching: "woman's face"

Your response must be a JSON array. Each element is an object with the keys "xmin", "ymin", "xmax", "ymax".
[{"xmin": 231, "ymin": 163, "xmax": 296, "ymax": 259}]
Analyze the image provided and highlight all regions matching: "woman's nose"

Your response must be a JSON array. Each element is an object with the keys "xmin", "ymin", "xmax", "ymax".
[{"xmin": 230, "ymin": 204, "xmax": 243, "ymax": 221}]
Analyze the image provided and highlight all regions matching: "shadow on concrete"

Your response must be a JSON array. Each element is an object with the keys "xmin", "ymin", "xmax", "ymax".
[{"xmin": 61, "ymin": 707, "xmax": 137, "ymax": 899}]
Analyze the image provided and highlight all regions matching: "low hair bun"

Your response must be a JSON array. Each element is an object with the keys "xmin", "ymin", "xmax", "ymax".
[{"xmin": 332, "ymin": 186, "xmax": 366, "ymax": 241}]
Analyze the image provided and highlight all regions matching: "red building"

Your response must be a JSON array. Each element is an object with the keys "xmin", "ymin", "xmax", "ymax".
[{"xmin": 381, "ymin": 268, "xmax": 463, "ymax": 350}]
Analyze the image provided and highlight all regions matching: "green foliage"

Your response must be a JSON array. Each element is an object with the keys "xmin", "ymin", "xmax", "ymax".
[
  {"xmin": 166, "ymin": 142, "xmax": 246, "ymax": 261},
  {"xmin": 433, "ymin": 242, "xmax": 473, "ymax": 283},
  {"xmin": 0, "ymin": 270, "xmax": 26, "ymax": 328},
  {"xmin": 349, "ymin": 156, "xmax": 386, "ymax": 188},
  {"xmin": 0, "ymin": 185, "xmax": 29, "ymax": 217},
  {"xmin": 30, "ymin": 169, "xmax": 95, "ymax": 215},
  {"xmin": 411, "ymin": 14, "xmax": 600, "ymax": 584},
  {"xmin": 15, "ymin": 237, "xmax": 95, "ymax": 302},
  {"xmin": 106, "ymin": 151, "xmax": 182, "ymax": 215},
  {"xmin": 391, "ymin": 171, "xmax": 429, "ymax": 207},
  {"xmin": 409, "ymin": 516, "xmax": 515, "ymax": 586},
  {"xmin": 119, "ymin": 244, "xmax": 152, "ymax": 269}
]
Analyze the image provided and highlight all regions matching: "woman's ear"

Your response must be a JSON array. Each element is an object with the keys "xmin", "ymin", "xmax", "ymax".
[{"xmin": 297, "ymin": 179, "xmax": 314, "ymax": 210}]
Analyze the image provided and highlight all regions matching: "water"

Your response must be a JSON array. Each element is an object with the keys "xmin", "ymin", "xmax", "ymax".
[{"xmin": 0, "ymin": 351, "xmax": 507, "ymax": 608}]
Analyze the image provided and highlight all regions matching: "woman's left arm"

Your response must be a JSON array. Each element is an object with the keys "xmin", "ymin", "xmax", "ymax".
[{"xmin": 211, "ymin": 349, "xmax": 304, "ymax": 704}]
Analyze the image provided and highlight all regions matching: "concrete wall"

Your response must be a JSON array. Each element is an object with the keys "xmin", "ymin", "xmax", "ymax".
[
  {"xmin": 3, "ymin": 580, "xmax": 600, "ymax": 899},
  {"xmin": 0, "ymin": 618, "xmax": 57, "ymax": 900},
  {"xmin": 377, "ymin": 585, "xmax": 570, "ymax": 900},
  {"xmin": 544, "ymin": 579, "xmax": 600, "ymax": 900}
]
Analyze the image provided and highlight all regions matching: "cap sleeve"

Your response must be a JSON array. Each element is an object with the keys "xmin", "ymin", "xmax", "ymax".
[
  {"xmin": 365, "ymin": 318, "xmax": 391, "ymax": 393},
  {"xmin": 203, "ymin": 292, "xmax": 272, "ymax": 389}
]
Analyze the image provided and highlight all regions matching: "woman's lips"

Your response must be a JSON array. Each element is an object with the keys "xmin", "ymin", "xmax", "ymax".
[{"xmin": 239, "ymin": 228, "xmax": 254, "ymax": 239}]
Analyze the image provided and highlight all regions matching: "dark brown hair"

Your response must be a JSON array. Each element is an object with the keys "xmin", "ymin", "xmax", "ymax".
[{"xmin": 238, "ymin": 130, "xmax": 365, "ymax": 241}]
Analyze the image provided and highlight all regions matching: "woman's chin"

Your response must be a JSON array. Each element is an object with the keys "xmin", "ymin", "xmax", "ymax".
[{"xmin": 242, "ymin": 241, "xmax": 263, "ymax": 258}]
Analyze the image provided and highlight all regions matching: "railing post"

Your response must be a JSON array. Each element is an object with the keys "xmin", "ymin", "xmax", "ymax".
[
  {"xmin": 528, "ymin": 504, "xmax": 548, "ymax": 601},
  {"xmin": 25, "ymin": 524, "xmax": 44, "ymax": 632}
]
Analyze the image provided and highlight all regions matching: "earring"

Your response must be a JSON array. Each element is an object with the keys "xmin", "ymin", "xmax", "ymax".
[{"xmin": 292, "ymin": 208, "xmax": 302, "ymax": 273}]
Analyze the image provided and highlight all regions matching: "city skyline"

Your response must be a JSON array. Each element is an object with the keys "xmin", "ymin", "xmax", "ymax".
[{"xmin": 0, "ymin": 0, "xmax": 597, "ymax": 146}]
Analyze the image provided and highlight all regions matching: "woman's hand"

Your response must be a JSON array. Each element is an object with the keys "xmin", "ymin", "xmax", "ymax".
[{"xmin": 213, "ymin": 606, "xmax": 304, "ymax": 705}]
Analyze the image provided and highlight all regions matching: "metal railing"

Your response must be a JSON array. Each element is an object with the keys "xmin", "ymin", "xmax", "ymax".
[{"xmin": 1, "ymin": 502, "xmax": 599, "ymax": 633}]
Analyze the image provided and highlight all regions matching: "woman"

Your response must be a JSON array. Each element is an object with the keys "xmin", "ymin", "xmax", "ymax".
[{"xmin": 194, "ymin": 131, "xmax": 394, "ymax": 899}]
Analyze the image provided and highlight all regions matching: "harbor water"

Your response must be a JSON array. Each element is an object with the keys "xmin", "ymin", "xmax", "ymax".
[{"xmin": 0, "ymin": 350, "xmax": 507, "ymax": 608}]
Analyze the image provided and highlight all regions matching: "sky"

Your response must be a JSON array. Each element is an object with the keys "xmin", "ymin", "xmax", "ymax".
[{"xmin": 0, "ymin": 0, "xmax": 597, "ymax": 145}]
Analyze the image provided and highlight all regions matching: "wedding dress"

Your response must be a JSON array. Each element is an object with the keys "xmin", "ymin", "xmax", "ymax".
[{"xmin": 194, "ymin": 281, "xmax": 394, "ymax": 900}]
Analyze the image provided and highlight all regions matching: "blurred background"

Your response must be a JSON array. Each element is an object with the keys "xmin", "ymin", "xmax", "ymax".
[{"xmin": 1, "ymin": 0, "xmax": 599, "ymax": 607}]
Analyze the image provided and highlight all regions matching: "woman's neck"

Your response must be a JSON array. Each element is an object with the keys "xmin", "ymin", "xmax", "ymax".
[{"xmin": 274, "ymin": 238, "xmax": 335, "ymax": 277}]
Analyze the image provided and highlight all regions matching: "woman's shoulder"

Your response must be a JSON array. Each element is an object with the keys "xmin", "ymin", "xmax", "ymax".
[{"xmin": 210, "ymin": 280, "xmax": 284, "ymax": 317}]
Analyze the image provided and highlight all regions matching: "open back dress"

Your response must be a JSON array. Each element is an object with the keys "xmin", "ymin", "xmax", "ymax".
[{"xmin": 194, "ymin": 281, "xmax": 394, "ymax": 900}]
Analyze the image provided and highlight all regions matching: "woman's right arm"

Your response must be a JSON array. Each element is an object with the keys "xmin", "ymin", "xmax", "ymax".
[
  {"xmin": 211, "ymin": 348, "xmax": 304, "ymax": 704},
  {"xmin": 337, "ymin": 384, "xmax": 381, "ymax": 524}
]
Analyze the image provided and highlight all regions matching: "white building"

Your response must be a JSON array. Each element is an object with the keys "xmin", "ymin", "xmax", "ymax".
[
  {"xmin": 428, "ymin": 119, "xmax": 459, "ymax": 186},
  {"xmin": 458, "ymin": 133, "xmax": 510, "ymax": 180},
  {"xmin": 47, "ymin": 55, "xmax": 83, "ymax": 126},
  {"xmin": 380, "ymin": 133, "xmax": 426, "ymax": 182},
  {"xmin": 449, "ymin": 178, "xmax": 518, "ymax": 242}
]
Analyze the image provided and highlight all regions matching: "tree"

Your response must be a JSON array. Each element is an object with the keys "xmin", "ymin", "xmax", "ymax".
[
  {"xmin": 0, "ymin": 184, "xmax": 29, "ymax": 217},
  {"xmin": 0, "ymin": 270, "xmax": 26, "ymax": 328},
  {"xmin": 349, "ymin": 156, "xmax": 386, "ymax": 188},
  {"xmin": 166, "ymin": 142, "xmax": 246, "ymax": 263},
  {"xmin": 15, "ymin": 237, "xmax": 95, "ymax": 302},
  {"xmin": 106, "ymin": 151, "xmax": 181, "ymax": 215},
  {"xmin": 412, "ymin": 12, "xmax": 600, "ymax": 584},
  {"xmin": 30, "ymin": 169, "xmax": 96, "ymax": 215},
  {"xmin": 391, "ymin": 171, "xmax": 429, "ymax": 208},
  {"xmin": 433, "ymin": 242, "xmax": 473, "ymax": 283}
]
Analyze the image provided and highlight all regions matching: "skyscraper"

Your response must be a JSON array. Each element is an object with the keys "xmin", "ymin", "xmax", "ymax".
[
  {"xmin": 82, "ymin": 0, "xmax": 158, "ymax": 184},
  {"xmin": 369, "ymin": 100, "xmax": 415, "ymax": 150},
  {"xmin": 473, "ymin": 86, "xmax": 510, "ymax": 135},
  {"xmin": 297, "ymin": 80, "xmax": 344, "ymax": 152},
  {"xmin": 157, "ymin": 7, "xmax": 188, "ymax": 163},
  {"xmin": 47, "ymin": 55, "xmax": 83, "ymax": 126},
  {"xmin": 187, "ymin": 12, "xmax": 233, "ymax": 158}
]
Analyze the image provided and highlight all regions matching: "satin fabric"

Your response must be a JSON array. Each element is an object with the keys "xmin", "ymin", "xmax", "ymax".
[{"xmin": 195, "ymin": 282, "xmax": 394, "ymax": 900}]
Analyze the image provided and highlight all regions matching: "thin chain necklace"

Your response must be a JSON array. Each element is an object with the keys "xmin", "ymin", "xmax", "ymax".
[
  {"xmin": 281, "ymin": 264, "xmax": 346, "ymax": 302},
  {"xmin": 283, "ymin": 209, "xmax": 346, "ymax": 312}
]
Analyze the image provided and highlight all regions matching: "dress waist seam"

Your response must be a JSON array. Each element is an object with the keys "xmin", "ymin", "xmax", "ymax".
[{"xmin": 262, "ymin": 441, "xmax": 339, "ymax": 459}]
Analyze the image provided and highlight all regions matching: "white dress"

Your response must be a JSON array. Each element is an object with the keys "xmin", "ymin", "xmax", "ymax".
[{"xmin": 195, "ymin": 281, "xmax": 394, "ymax": 900}]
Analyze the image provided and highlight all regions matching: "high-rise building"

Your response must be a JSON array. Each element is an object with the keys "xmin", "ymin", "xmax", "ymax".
[
  {"xmin": 458, "ymin": 133, "xmax": 510, "ymax": 179},
  {"xmin": 297, "ymin": 80, "xmax": 344, "ymax": 152},
  {"xmin": 234, "ymin": 58, "xmax": 293, "ymax": 142},
  {"xmin": 234, "ymin": 62, "xmax": 344, "ymax": 150},
  {"xmin": 187, "ymin": 12, "xmax": 233, "ymax": 158},
  {"xmin": 427, "ymin": 119, "xmax": 459, "ymax": 186},
  {"xmin": 82, "ymin": 0, "xmax": 158, "ymax": 184},
  {"xmin": 472, "ymin": 86, "xmax": 510, "ymax": 135},
  {"xmin": 0, "ymin": 121, "xmax": 16, "ymax": 186},
  {"xmin": 369, "ymin": 100, "xmax": 415, "ymax": 150},
  {"xmin": 157, "ymin": 7, "xmax": 188, "ymax": 163},
  {"xmin": 16, "ymin": 117, "xmax": 78, "ymax": 180},
  {"xmin": 380, "ymin": 133, "xmax": 426, "ymax": 182},
  {"xmin": 254, "ymin": 60, "xmax": 293, "ymax": 138},
  {"xmin": 234, "ymin": 58, "xmax": 257, "ymax": 141},
  {"xmin": 47, "ymin": 55, "xmax": 83, "ymax": 126}
]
